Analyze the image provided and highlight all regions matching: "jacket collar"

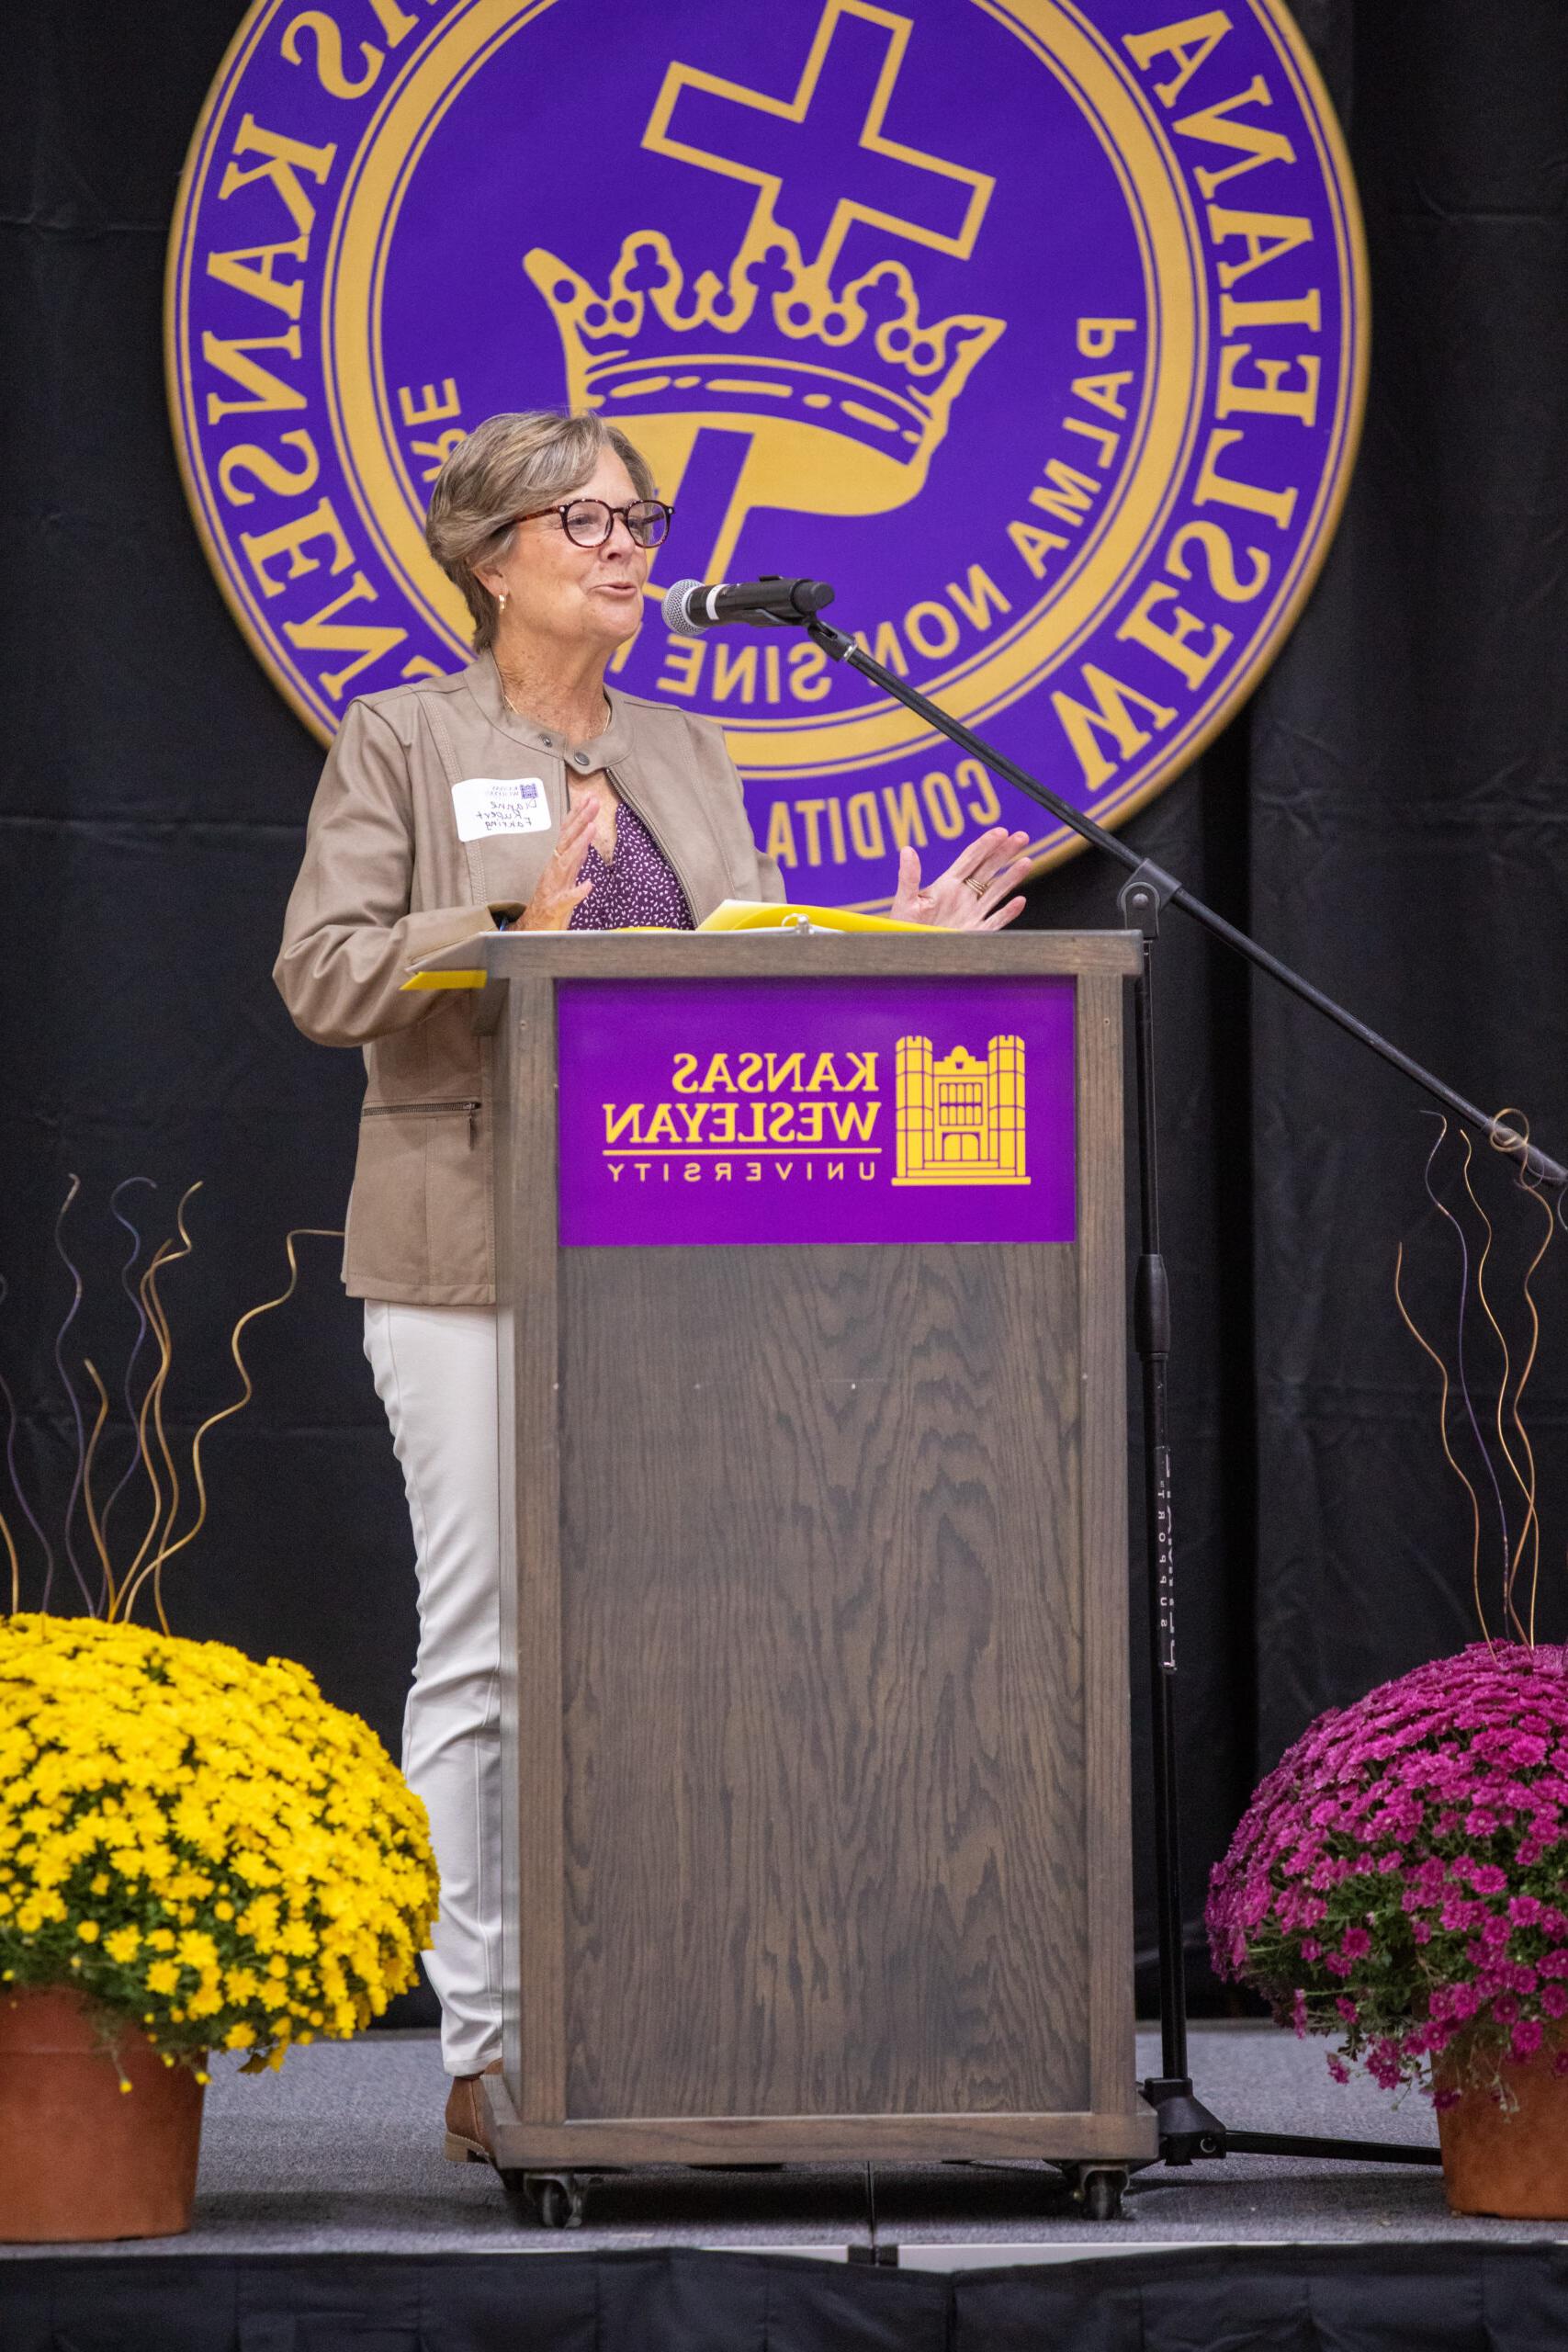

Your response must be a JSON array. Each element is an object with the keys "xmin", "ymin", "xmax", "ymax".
[{"xmin": 463, "ymin": 650, "xmax": 636, "ymax": 773}]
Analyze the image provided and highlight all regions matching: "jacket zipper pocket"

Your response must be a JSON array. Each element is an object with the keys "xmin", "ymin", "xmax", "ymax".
[{"xmin": 363, "ymin": 1099, "xmax": 481, "ymax": 1145}]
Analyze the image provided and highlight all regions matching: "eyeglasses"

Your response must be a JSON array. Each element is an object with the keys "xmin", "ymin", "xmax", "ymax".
[{"xmin": 511, "ymin": 498, "xmax": 674, "ymax": 549}]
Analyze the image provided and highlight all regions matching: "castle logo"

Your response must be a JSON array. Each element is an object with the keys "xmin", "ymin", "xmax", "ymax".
[
  {"xmin": 167, "ymin": 1, "xmax": 1366, "ymax": 909},
  {"xmin": 895, "ymin": 1034, "xmax": 1027, "ymax": 1185}
]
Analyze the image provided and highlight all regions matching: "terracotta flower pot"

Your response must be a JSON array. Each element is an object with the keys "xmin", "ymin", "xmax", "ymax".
[
  {"xmin": 1438, "ymin": 2036, "xmax": 1568, "ymax": 2219},
  {"xmin": 0, "ymin": 1984, "xmax": 204, "ymax": 2242}
]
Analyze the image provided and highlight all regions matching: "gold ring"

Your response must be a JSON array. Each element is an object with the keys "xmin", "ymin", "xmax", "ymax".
[{"xmin": 964, "ymin": 874, "xmax": 988, "ymax": 897}]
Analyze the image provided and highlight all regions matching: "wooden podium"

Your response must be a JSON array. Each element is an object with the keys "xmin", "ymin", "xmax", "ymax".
[{"xmin": 414, "ymin": 925, "xmax": 1154, "ymax": 2202}]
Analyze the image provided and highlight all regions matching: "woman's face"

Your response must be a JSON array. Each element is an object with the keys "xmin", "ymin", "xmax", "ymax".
[{"xmin": 480, "ymin": 448, "xmax": 650, "ymax": 658}]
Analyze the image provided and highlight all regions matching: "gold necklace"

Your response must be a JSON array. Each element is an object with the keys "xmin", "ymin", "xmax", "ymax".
[{"xmin": 498, "ymin": 670, "xmax": 611, "ymax": 741}]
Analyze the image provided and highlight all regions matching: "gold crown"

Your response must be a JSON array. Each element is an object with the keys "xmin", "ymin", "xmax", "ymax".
[{"xmin": 524, "ymin": 220, "xmax": 1003, "ymax": 516}]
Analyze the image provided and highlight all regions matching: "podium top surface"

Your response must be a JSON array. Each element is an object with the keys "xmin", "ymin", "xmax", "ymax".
[{"xmin": 409, "ymin": 927, "xmax": 1142, "ymax": 987}]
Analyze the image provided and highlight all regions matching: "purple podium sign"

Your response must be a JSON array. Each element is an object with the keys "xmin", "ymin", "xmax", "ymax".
[{"xmin": 556, "ymin": 977, "xmax": 1076, "ymax": 1249}]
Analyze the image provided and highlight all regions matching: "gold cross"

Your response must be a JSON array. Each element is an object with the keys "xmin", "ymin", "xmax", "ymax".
[{"xmin": 644, "ymin": 0, "xmax": 995, "ymax": 281}]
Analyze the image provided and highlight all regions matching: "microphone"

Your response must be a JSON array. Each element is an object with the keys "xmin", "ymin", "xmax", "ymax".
[{"xmin": 661, "ymin": 575, "xmax": 836, "ymax": 634}]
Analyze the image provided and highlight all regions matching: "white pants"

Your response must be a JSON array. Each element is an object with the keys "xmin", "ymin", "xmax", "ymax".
[{"xmin": 363, "ymin": 1300, "xmax": 502, "ymax": 2075}]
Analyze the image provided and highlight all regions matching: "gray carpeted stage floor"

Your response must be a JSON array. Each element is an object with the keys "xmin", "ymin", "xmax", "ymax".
[{"xmin": 4, "ymin": 2023, "xmax": 1564, "ymax": 2259}]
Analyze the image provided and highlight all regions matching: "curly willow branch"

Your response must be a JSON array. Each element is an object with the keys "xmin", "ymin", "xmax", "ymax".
[
  {"xmin": 144, "ymin": 1248, "xmax": 186, "ymax": 1606},
  {"xmin": 1486, "ymin": 1111, "xmax": 1552, "ymax": 1644},
  {"xmin": 117, "ymin": 1227, "xmax": 344, "ymax": 1632},
  {"xmin": 100, "ymin": 1176, "xmax": 157, "ymax": 1551},
  {"xmin": 51, "ymin": 1174, "xmax": 98, "ymax": 1614},
  {"xmin": 122, "ymin": 1186, "xmax": 203, "ymax": 1600},
  {"xmin": 80, "ymin": 1359, "xmax": 117, "ymax": 1617},
  {"xmin": 1395, "ymin": 1233, "xmax": 1491, "ymax": 1652},
  {"xmin": 151, "ymin": 1186, "xmax": 209, "ymax": 1582},
  {"xmin": 1445, "ymin": 1129, "xmax": 1519, "ymax": 1640},
  {"xmin": 1396, "ymin": 1121, "xmax": 1500, "ymax": 1650},
  {"xmin": 121, "ymin": 1240, "xmax": 175, "ymax": 1600},
  {"xmin": 1461, "ymin": 1134, "xmax": 1534, "ymax": 1644}
]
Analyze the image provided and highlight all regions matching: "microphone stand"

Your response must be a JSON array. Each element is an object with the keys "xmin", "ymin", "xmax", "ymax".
[{"xmin": 778, "ymin": 604, "xmax": 1567, "ymax": 2184}]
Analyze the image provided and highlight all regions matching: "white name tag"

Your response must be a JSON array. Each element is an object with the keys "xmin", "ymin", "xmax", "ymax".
[{"xmin": 452, "ymin": 776, "xmax": 550, "ymax": 842}]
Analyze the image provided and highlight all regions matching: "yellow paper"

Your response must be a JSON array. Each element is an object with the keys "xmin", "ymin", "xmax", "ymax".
[{"xmin": 697, "ymin": 899, "xmax": 929, "ymax": 934}]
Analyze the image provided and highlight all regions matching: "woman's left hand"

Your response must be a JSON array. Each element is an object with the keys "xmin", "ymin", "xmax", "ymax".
[{"xmin": 890, "ymin": 828, "xmax": 1032, "ymax": 931}]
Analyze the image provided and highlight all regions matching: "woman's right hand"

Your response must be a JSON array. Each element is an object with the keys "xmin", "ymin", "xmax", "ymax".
[{"xmin": 518, "ymin": 795, "xmax": 600, "ymax": 931}]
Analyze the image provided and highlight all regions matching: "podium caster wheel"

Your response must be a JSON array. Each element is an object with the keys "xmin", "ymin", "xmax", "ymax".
[
  {"xmin": 1080, "ymin": 2166, "xmax": 1126, "ymax": 2222},
  {"xmin": 525, "ymin": 2172, "xmax": 586, "ymax": 2229}
]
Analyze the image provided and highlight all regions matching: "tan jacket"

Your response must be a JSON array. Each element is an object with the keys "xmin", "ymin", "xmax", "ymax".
[{"xmin": 275, "ymin": 652, "xmax": 784, "ymax": 1303}]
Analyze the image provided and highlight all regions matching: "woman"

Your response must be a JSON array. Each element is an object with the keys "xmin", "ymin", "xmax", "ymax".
[{"xmin": 274, "ymin": 410, "xmax": 1032, "ymax": 2167}]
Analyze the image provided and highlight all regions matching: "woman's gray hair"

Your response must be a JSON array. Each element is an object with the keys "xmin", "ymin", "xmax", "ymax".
[{"xmin": 424, "ymin": 410, "xmax": 657, "ymax": 651}]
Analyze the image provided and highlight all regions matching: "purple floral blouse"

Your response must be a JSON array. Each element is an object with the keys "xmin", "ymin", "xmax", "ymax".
[{"xmin": 568, "ymin": 798, "xmax": 694, "ymax": 932}]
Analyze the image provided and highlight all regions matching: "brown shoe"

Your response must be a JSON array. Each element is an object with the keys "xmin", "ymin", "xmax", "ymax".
[{"xmin": 444, "ymin": 2061, "xmax": 504, "ymax": 2166}]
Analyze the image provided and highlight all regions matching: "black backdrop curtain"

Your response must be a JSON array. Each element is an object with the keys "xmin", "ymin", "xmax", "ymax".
[{"xmin": 4, "ymin": 0, "xmax": 1567, "ymax": 2019}]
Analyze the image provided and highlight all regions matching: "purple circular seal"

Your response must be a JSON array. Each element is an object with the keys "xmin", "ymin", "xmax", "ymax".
[{"xmin": 167, "ymin": 0, "xmax": 1366, "ymax": 908}]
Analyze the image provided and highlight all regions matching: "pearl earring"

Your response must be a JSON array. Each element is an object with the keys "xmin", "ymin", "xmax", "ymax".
[{"xmin": 498, "ymin": 591, "xmax": 508, "ymax": 611}]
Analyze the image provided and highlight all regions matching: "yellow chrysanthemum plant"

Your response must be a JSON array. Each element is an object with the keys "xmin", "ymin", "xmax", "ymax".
[
  {"xmin": 0, "ymin": 1182, "xmax": 438, "ymax": 2086},
  {"xmin": 0, "ymin": 1613, "xmax": 438, "ymax": 2078}
]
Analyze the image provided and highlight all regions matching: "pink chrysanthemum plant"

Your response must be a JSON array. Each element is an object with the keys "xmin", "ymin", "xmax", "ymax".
[{"xmin": 1208, "ymin": 1643, "xmax": 1568, "ymax": 2103}]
